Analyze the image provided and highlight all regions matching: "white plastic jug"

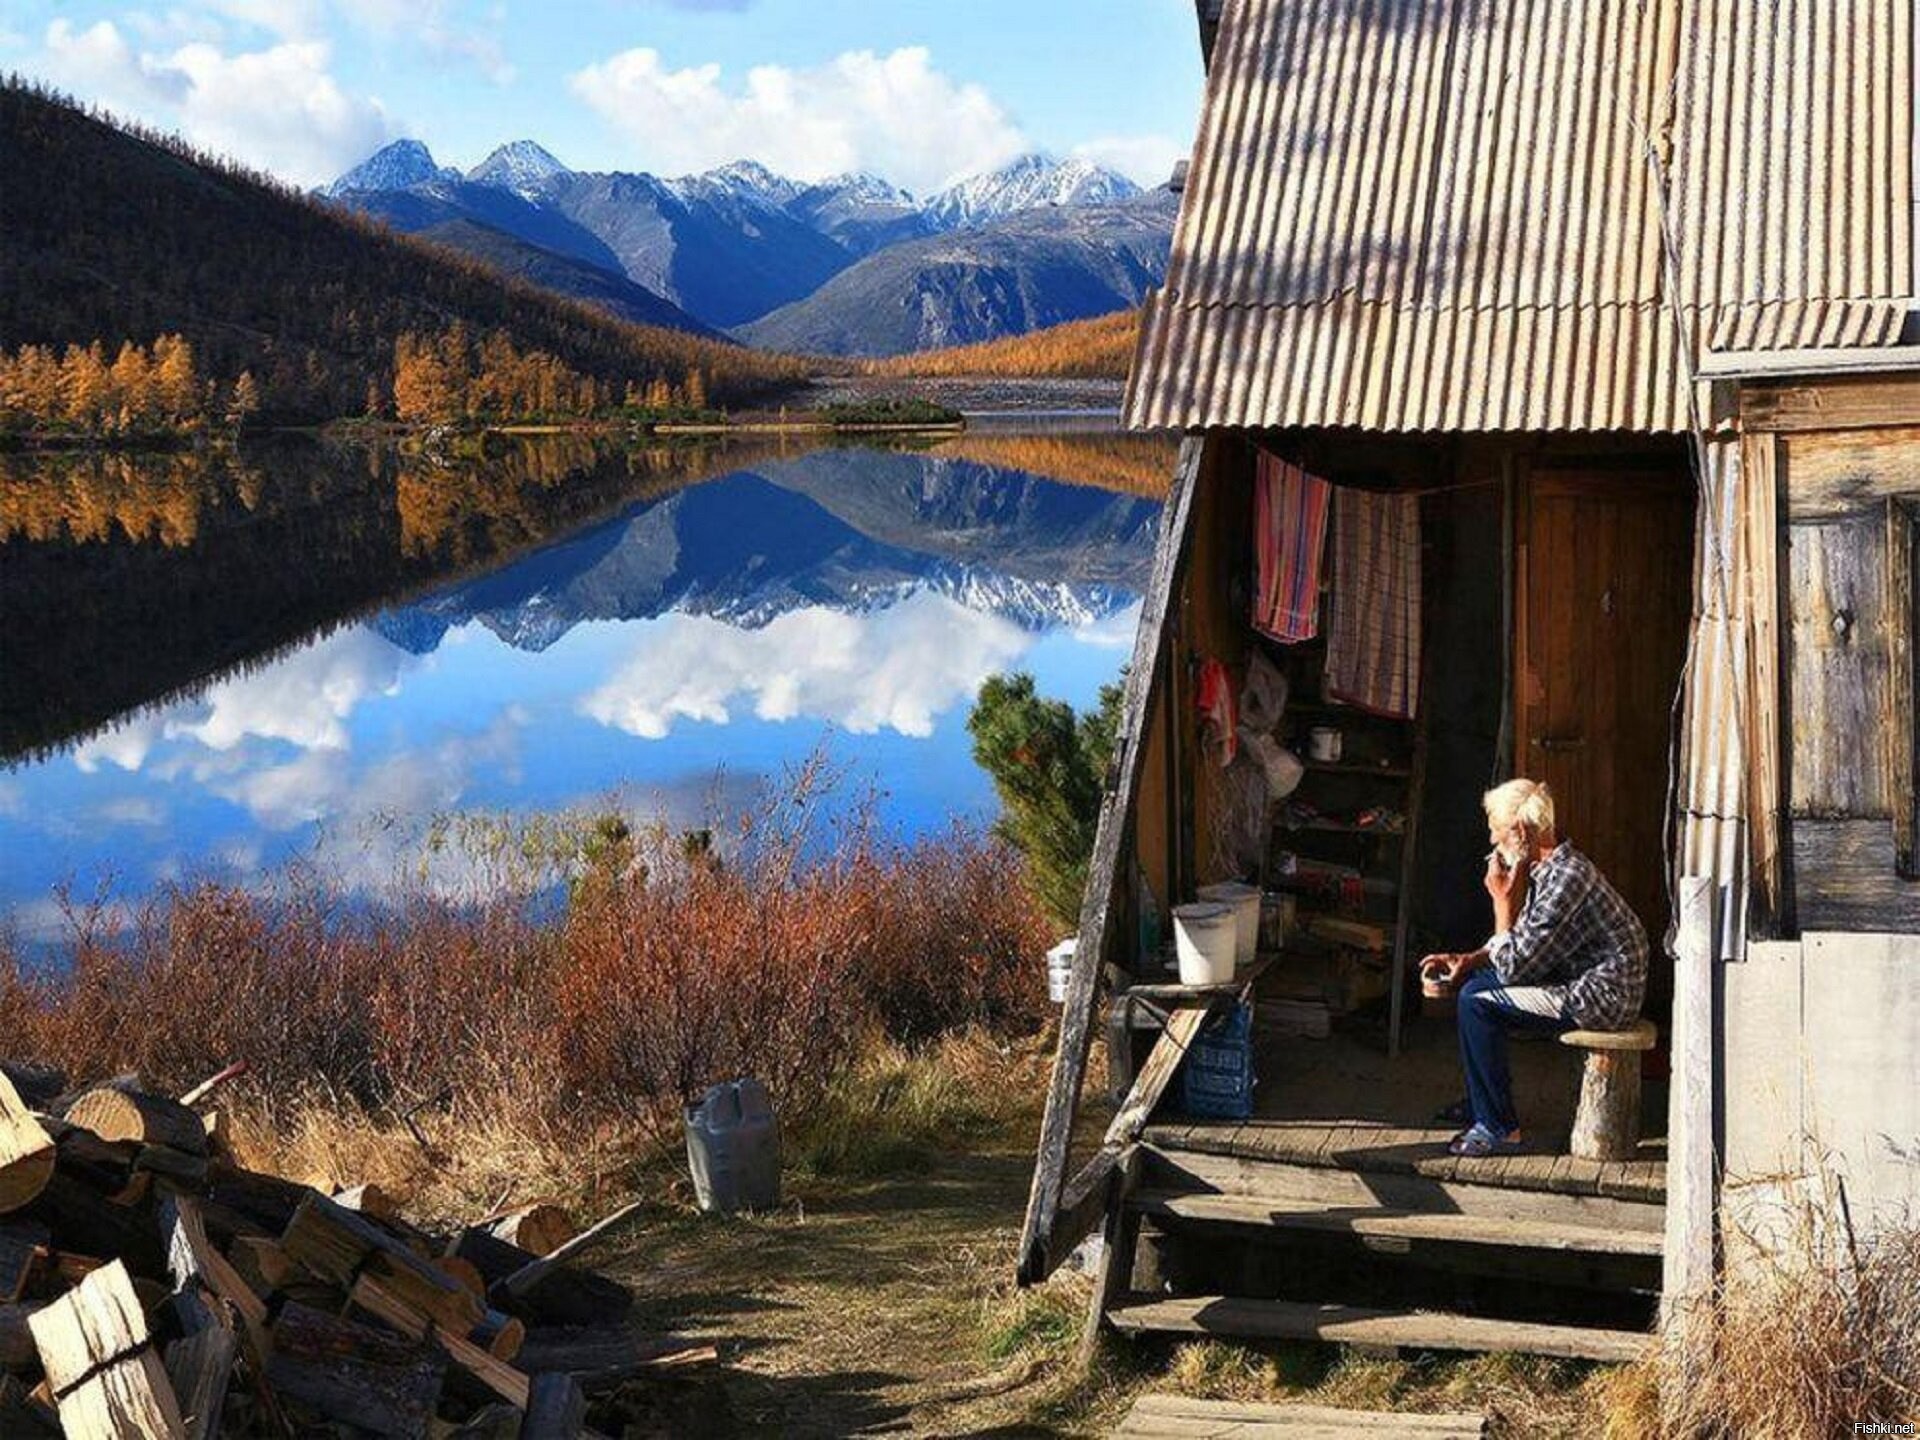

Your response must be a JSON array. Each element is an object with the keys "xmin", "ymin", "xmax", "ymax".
[
  {"xmin": 685, "ymin": 1078, "xmax": 781, "ymax": 1214},
  {"xmin": 1197, "ymin": 881, "xmax": 1261, "ymax": 970},
  {"xmin": 1172, "ymin": 902, "xmax": 1237, "ymax": 986},
  {"xmin": 1046, "ymin": 938, "xmax": 1076, "ymax": 1004}
]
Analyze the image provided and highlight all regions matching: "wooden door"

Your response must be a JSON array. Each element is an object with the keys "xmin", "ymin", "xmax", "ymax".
[{"xmin": 1516, "ymin": 469, "xmax": 1695, "ymax": 948}]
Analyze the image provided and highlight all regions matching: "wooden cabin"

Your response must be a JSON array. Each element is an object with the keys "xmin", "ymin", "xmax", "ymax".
[{"xmin": 1019, "ymin": 0, "xmax": 1918, "ymax": 1362}]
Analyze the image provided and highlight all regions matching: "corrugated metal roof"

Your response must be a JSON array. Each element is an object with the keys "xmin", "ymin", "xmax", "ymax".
[{"xmin": 1128, "ymin": 0, "xmax": 1914, "ymax": 433}]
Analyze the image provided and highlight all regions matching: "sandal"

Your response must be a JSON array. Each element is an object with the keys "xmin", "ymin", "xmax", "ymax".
[{"xmin": 1448, "ymin": 1123, "xmax": 1526, "ymax": 1158}]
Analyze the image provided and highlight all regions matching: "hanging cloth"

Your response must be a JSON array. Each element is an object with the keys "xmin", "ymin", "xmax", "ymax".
[
  {"xmin": 1325, "ymin": 487, "xmax": 1422, "ymax": 718},
  {"xmin": 1252, "ymin": 451, "xmax": 1332, "ymax": 643},
  {"xmin": 1194, "ymin": 657, "xmax": 1238, "ymax": 767}
]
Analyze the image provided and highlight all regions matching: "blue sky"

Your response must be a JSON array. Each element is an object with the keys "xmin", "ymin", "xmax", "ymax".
[{"xmin": 1, "ymin": 0, "xmax": 1205, "ymax": 193}]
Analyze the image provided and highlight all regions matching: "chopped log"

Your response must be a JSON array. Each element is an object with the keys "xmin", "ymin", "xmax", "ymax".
[
  {"xmin": 26, "ymin": 1174, "xmax": 165, "ymax": 1277},
  {"xmin": 335, "ymin": 1181, "xmax": 399, "ymax": 1220},
  {"xmin": 451, "ymin": 1229, "xmax": 632, "ymax": 1328},
  {"xmin": 0, "ymin": 1373, "xmax": 61, "ymax": 1438},
  {"xmin": 511, "ymin": 1328, "xmax": 718, "ymax": 1392},
  {"xmin": 64, "ymin": 1089, "xmax": 208, "ymax": 1158},
  {"xmin": 224, "ymin": 1236, "xmax": 292, "ymax": 1298},
  {"xmin": 441, "ymin": 1253, "xmax": 488, "ymax": 1300},
  {"xmin": 266, "ymin": 1301, "xmax": 444, "ymax": 1439},
  {"xmin": 159, "ymin": 1195, "xmax": 267, "ymax": 1331},
  {"xmin": 282, "ymin": 1192, "xmax": 482, "ymax": 1334},
  {"xmin": 0, "ymin": 1073, "xmax": 56, "ymax": 1216},
  {"xmin": 197, "ymin": 1112, "xmax": 231, "ymax": 1165},
  {"xmin": 28, "ymin": 1259, "xmax": 186, "ymax": 1439},
  {"xmin": 163, "ymin": 1324, "xmax": 236, "ymax": 1440},
  {"xmin": 2, "ymin": 1301, "xmax": 42, "ymax": 1372},
  {"xmin": 176, "ymin": 1063, "xmax": 246, "ymax": 1111},
  {"xmin": 135, "ymin": 1146, "xmax": 209, "ymax": 1187},
  {"xmin": 488, "ymin": 1204, "xmax": 641, "ymax": 1326},
  {"xmin": 486, "ymin": 1204, "xmax": 576, "ymax": 1258},
  {"xmin": 348, "ymin": 1273, "xmax": 530, "ymax": 1410},
  {"xmin": 0, "ymin": 1064, "xmax": 64, "ymax": 1113},
  {"xmin": 518, "ymin": 1372, "xmax": 586, "ymax": 1439},
  {"xmin": 0, "ymin": 1222, "xmax": 46, "ymax": 1302},
  {"xmin": 206, "ymin": 1161, "xmax": 312, "ymax": 1235},
  {"xmin": 472, "ymin": 1308, "xmax": 527, "ymax": 1361},
  {"xmin": 46, "ymin": 1252, "xmax": 107, "ymax": 1290}
]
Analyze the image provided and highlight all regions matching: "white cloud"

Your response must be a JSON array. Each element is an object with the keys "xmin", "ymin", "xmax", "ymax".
[
  {"xmin": 1072, "ymin": 133, "xmax": 1188, "ymax": 188},
  {"xmin": 579, "ymin": 591, "xmax": 1032, "ymax": 741},
  {"xmin": 1074, "ymin": 600, "xmax": 1145, "ymax": 650},
  {"xmin": 177, "ymin": 627, "xmax": 406, "ymax": 753},
  {"xmin": 36, "ymin": 18, "xmax": 394, "ymax": 184},
  {"xmin": 569, "ymin": 45, "xmax": 1028, "ymax": 194}
]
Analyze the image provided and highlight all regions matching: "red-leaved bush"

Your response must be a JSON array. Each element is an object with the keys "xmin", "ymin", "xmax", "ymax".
[{"xmin": 0, "ymin": 791, "xmax": 1052, "ymax": 1147}]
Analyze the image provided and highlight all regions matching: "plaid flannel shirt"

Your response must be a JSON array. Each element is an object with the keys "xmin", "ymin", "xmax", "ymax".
[{"xmin": 1486, "ymin": 841, "xmax": 1648, "ymax": 1031}]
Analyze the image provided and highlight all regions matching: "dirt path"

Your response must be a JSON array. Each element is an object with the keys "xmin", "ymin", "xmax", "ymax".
[{"xmin": 599, "ymin": 1137, "xmax": 1083, "ymax": 1437}]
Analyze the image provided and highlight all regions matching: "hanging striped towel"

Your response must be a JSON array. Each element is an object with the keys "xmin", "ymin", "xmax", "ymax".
[
  {"xmin": 1326, "ymin": 486, "xmax": 1422, "ymax": 718},
  {"xmin": 1252, "ymin": 451, "xmax": 1332, "ymax": 643}
]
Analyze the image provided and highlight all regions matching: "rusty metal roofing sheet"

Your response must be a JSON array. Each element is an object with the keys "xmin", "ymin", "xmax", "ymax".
[{"xmin": 1128, "ymin": 0, "xmax": 1914, "ymax": 433}]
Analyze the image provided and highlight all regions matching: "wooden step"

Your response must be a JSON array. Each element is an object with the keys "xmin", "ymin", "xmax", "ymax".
[
  {"xmin": 1141, "ymin": 1146, "xmax": 1665, "ymax": 1237},
  {"xmin": 1132, "ymin": 1189, "xmax": 1663, "ymax": 1256},
  {"xmin": 1117, "ymin": 1393, "xmax": 1486, "ymax": 1438},
  {"xmin": 1107, "ymin": 1295, "xmax": 1651, "ymax": 1363}
]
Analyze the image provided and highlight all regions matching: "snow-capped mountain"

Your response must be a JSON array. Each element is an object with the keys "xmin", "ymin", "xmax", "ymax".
[
  {"xmin": 466, "ymin": 140, "xmax": 571, "ymax": 200},
  {"xmin": 320, "ymin": 142, "xmax": 1171, "ymax": 338},
  {"xmin": 924, "ymin": 154, "xmax": 1141, "ymax": 230},
  {"xmin": 321, "ymin": 139, "xmax": 458, "ymax": 199}
]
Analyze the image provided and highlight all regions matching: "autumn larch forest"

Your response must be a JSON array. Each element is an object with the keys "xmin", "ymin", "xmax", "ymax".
[{"xmin": 0, "ymin": 78, "xmax": 808, "ymax": 434}]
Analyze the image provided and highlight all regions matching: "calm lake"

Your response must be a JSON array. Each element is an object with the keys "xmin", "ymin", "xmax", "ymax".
[{"xmin": 0, "ymin": 428, "xmax": 1170, "ymax": 944}]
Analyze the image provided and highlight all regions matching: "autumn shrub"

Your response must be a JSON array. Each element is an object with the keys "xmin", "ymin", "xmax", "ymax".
[{"xmin": 0, "ymin": 780, "xmax": 1056, "ymax": 1158}]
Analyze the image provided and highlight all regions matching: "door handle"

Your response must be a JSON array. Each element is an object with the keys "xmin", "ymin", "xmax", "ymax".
[{"xmin": 1531, "ymin": 736, "xmax": 1587, "ymax": 752}]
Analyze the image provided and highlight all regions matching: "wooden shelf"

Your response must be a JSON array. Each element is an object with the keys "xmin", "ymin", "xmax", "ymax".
[
  {"xmin": 1279, "ymin": 819, "xmax": 1408, "ymax": 836},
  {"xmin": 1300, "ymin": 760, "xmax": 1413, "ymax": 778}
]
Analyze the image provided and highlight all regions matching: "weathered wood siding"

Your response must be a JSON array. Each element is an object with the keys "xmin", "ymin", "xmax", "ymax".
[
  {"xmin": 1723, "ymin": 934, "xmax": 1920, "ymax": 1243},
  {"xmin": 1781, "ymin": 419, "xmax": 1920, "ymax": 932}
]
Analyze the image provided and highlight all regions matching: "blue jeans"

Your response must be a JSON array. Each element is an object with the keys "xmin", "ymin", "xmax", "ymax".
[{"xmin": 1456, "ymin": 967, "xmax": 1574, "ymax": 1134}]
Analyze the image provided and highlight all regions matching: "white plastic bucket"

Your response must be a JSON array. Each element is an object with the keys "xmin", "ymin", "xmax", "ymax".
[
  {"xmin": 1172, "ymin": 902, "xmax": 1237, "ymax": 986},
  {"xmin": 1046, "ymin": 939, "xmax": 1076, "ymax": 1004},
  {"xmin": 1197, "ymin": 882, "xmax": 1261, "ymax": 969}
]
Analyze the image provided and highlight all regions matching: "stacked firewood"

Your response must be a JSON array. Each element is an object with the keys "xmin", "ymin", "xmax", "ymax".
[{"xmin": 1, "ymin": 1063, "xmax": 714, "ymax": 1438}]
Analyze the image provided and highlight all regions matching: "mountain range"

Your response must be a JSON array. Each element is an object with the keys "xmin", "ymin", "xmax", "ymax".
[
  {"xmin": 374, "ymin": 448, "xmax": 1161, "ymax": 654},
  {"xmin": 324, "ymin": 141, "xmax": 1176, "ymax": 354}
]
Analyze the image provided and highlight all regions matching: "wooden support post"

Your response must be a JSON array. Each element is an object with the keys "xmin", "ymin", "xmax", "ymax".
[
  {"xmin": 1663, "ymin": 876, "xmax": 1718, "ymax": 1338},
  {"xmin": 1078, "ymin": 1148, "xmax": 1141, "ymax": 1364},
  {"xmin": 1019, "ymin": 437, "xmax": 1203, "ymax": 1288}
]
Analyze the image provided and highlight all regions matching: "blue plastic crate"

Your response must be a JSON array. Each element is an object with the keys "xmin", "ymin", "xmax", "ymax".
[{"xmin": 1177, "ymin": 1001, "xmax": 1254, "ymax": 1119}]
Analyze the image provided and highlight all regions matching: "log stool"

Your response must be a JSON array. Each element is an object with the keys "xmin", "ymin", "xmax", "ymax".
[{"xmin": 1558, "ymin": 1019, "xmax": 1657, "ymax": 1161}]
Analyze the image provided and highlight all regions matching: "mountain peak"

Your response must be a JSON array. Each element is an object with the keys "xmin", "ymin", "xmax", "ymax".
[
  {"xmin": 322, "ymin": 138, "xmax": 458, "ymax": 198},
  {"xmin": 924, "ymin": 153, "xmax": 1140, "ymax": 229},
  {"xmin": 680, "ymin": 158, "xmax": 804, "ymax": 207},
  {"xmin": 468, "ymin": 140, "xmax": 571, "ymax": 199}
]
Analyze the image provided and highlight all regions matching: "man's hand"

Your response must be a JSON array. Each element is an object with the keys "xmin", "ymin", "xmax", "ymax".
[
  {"xmin": 1419, "ymin": 952, "xmax": 1470, "ymax": 986},
  {"xmin": 1484, "ymin": 851, "xmax": 1530, "ymax": 933}
]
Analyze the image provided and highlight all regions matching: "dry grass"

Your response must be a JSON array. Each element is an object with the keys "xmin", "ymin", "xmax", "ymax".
[{"xmin": 1642, "ymin": 1170, "xmax": 1920, "ymax": 1438}]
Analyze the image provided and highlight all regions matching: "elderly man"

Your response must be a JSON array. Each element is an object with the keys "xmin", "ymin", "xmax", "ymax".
[{"xmin": 1419, "ymin": 779, "xmax": 1649, "ymax": 1158}]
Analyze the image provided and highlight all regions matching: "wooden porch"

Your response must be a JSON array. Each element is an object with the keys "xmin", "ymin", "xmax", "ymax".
[{"xmin": 1084, "ymin": 972, "xmax": 1667, "ymax": 1363}]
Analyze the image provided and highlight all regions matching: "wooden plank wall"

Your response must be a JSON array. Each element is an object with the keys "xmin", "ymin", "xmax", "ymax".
[{"xmin": 1777, "ymin": 417, "xmax": 1920, "ymax": 931}]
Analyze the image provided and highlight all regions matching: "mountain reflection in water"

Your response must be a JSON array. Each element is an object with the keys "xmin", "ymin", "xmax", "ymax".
[{"xmin": 0, "ymin": 430, "xmax": 1170, "ymax": 937}]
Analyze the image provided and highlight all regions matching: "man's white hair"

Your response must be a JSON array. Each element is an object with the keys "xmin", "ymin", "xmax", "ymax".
[{"xmin": 1483, "ymin": 778, "xmax": 1556, "ymax": 835}]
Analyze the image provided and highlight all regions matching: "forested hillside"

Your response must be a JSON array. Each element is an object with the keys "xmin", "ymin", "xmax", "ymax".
[
  {"xmin": 864, "ymin": 309, "xmax": 1140, "ymax": 379},
  {"xmin": 0, "ymin": 80, "xmax": 806, "ymax": 424}
]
